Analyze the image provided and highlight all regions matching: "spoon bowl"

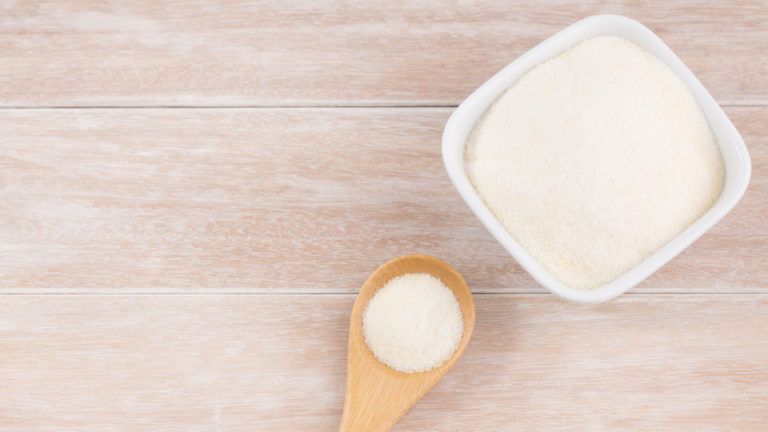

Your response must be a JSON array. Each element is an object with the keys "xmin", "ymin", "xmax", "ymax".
[{"xmin": 339, "ymin": 255, "xmax": 476, "ymax": 432}]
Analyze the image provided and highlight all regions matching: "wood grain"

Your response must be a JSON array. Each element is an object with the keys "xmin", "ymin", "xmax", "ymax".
[
  {"xmin": 1, "ymin": 107, "xmax": 765, "ymax": 292},
  {"xmin": 1, "ymin": 1, "xmax": 767, "ymax": 107},
  {"xmin": 0, "ymin": 294, "xmax": 765, "ymax": 431}
]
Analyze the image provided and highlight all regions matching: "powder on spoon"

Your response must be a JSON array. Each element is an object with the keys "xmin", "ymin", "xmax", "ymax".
[
  {"xmin": 465, "ymin": 36, "xmax": 724, "ymax": 290},
  {"xmin": 363, "ymin": 273, "xmax": 463, "ymax": 373}
]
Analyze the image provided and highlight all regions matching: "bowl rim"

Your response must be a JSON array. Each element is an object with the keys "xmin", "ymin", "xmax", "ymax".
[{"xmin": 442, "ymin": 14, "xmax": 752, "ymax": 304}]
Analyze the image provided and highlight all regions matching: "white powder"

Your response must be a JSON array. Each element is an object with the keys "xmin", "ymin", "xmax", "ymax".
[
  {"xmin": 362, "ymin": 273, "xmax": 463, "ymax": 373},
  {"xmin": 465, "ymin": 36, "xmax": 724, "ymax": 290}
]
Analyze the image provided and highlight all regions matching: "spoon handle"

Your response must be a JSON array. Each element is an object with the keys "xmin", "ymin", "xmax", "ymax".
[{"xmin": 339, "ymin": 339, "xmax": 429, "ymax": 432}]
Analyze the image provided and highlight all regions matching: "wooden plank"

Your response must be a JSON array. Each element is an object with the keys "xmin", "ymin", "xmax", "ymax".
[
  {"xmin": 0, "ymin": 107, "xmax": 765, "ymax": 292},
  {"xmin": 1, "ymin": 1, "xmax": 766, "ymax": 106},
  {"xmin": 0, "ymin": 294, "xmax": 765, "ymax": 431}
]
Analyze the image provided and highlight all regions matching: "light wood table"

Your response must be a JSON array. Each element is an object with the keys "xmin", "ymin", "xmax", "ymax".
[{"xmin": 1, "ymin": 2, "xmax": 766, "ymax": 430}]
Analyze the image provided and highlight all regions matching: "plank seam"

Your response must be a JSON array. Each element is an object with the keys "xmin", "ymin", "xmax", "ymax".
[
  {"xmin": 0, "ymin": 103, "xmax": 764, "ymax": 109},
  {"xmin": 0, "ymin": 289, "xmax": 763, "ymax": 296}
]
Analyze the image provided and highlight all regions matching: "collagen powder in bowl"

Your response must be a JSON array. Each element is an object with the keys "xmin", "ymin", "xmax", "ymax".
[
  {"xmin": 442, "ymin": 16, "xmax": 751, "ymax": 303},
  {"xmin": 465, "ymin": 35, "xmax": 724, "ymax": 290}
]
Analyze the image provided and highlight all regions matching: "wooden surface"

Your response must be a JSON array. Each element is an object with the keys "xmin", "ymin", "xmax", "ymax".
[
  {"xmin": 1, "ymin": 1, "xmax": 767, "ymax": 106},
  {"xmin": 1, "ymin": 1, "xmax": 767, "ymax": 431},
  {"xmin": 1, "ymin": 107, "xmax": 765, "ymax": 293},
  {"xmin": 1, "ymin": 295, "xmax": 766, "ymax": 431}
]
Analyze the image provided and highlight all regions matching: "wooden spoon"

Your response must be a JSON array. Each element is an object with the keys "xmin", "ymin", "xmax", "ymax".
[{"xmin": 339, "ymin": 255, "xmax": 476, "ymax": 432}]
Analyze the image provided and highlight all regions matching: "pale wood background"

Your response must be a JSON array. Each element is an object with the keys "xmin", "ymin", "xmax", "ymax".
[{"xmin": 0, "ymin": 1, "xmax": 766, "ymax": 431}]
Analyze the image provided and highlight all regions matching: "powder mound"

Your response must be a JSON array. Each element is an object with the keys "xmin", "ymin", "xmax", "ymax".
[
  {"xmin": 363, "ymin": 273, "xmax": 464, "ymax": 373},
  {"xmin": 465, "ymin": 36, "xmax": 724, "ymax": 290}
]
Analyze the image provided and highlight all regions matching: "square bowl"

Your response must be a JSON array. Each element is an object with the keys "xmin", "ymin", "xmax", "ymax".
[{"xmin": 442, "ymin": 15, "xmax": 751, "ymax": 304}]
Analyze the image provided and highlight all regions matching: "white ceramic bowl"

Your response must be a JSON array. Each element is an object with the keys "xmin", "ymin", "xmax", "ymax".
[{"xmin": 442, "ymin": 15, "xmax": 751, "ymax": 304}]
